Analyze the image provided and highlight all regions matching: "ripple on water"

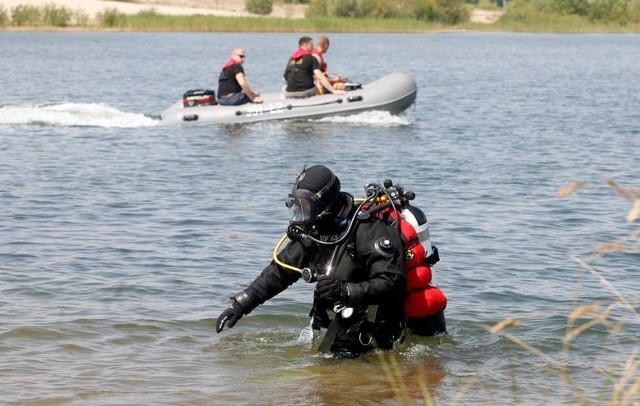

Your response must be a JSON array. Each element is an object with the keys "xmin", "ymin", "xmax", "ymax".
[{"xmin": 1, "ymin": 32, "xmax": 639, "ymax": 405}]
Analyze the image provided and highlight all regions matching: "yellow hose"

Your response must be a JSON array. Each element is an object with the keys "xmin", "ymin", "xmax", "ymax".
[
  {"xmin": 272, "ymin": 234, "xmax": 302, "ymax": 273},
  {"xmin": 272, "ymin": 194, "xmax": 385, "ymax": 273}
]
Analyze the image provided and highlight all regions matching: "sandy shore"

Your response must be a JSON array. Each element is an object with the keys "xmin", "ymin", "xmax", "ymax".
[
  {"xmin": 470, "ymin": 8, "xmax": 504, "ymax": 24},
  {"xmin": 0, "ymin": 0, "xmax": 307, "ymax": 19}
]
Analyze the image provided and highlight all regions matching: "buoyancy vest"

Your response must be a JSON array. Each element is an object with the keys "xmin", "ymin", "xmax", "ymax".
[
  {"xmin": 218, "ymin": 60, "xmax": 244, "ymax": 96},
  {"xmin": 362, "ymin": 182, "xmax": 448, "ymax": 321},
  {"xmin": 284, "ymin": 49, "xmax": 317, "ymax": 92},
  {"xmin": 222, "ymin": 59, "xmax": 240, "ymax": 70},
  {"xmin": 311, "ymin": 49, "xmax": 327, "ymax": 73},
  {"xmin": 291, "ymin": 48, "xmax": 312, "ymax": 60}
]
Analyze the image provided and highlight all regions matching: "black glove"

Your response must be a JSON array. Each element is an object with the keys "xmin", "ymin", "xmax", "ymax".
[
  {"xmin": 216, "ymin": 302, "xmax": 244, "ymax": 333},
  {"xmin": 315, "ymin": 276, "xmax": 348, "ymax": 307}
]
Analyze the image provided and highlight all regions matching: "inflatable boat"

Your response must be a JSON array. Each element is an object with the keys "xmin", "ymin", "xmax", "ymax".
[{"xmin": 158, "ymin": 71, "xmax": 417, "ymax": 125}]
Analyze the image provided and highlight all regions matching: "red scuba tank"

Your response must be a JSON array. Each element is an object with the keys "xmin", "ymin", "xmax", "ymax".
[
  {"xmin": 405, "ymin": 286, "xmax": 448, "ymax": 319},
  {"xmin": 379, "ymin": 203, "xmax": 447, "ymax": 320},
  {"xmin": 406, "ymin": 265, "xmax": 432, "ymax": 292}
]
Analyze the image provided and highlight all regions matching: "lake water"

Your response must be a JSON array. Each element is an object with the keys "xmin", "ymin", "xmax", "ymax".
[{"xmin": 1, "ymin": 32, "xmax": 638, "ymax": 405}]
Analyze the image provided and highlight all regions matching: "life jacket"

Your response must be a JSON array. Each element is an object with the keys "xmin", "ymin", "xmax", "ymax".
[
  {"xmin": 284, "ymin": 49, "xmax": 314, "ymax": 87},
  {"xmin": 311, "ymin": 49, "xmax": 327, "ymax": 73},
  {"xmin": 361, "ymin": 181, "xmax": 447, "ymax": 322},
  {"xmin": 221, "ymin": 59, "xmax": 240, "ymax": 70},
  {"xmin": 290, "ymin": 48, "xmax": 312, "ymax": 60}
]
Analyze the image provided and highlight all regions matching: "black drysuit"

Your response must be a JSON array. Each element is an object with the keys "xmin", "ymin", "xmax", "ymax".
[{"xmin": 232, "ymin": 208, "xmax": 406, "ymax": 357}]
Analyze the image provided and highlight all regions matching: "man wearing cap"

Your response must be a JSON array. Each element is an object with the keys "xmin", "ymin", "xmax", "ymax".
[{"xmin": 216, "ymin": 165, "xmax": 406, "ymax": 359}]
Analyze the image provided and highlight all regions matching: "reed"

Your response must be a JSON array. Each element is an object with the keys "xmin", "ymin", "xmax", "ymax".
[
  {"xmin": 485, "ymin": 263, "xmax": 639, "ymax": 405},
  {"xmin": 41, "ymin": 3, "xmax": 72, "ymax": 27},
  {"xmin": 494, "ymin": 7, "xmax": 640, "ymax": 33},
  {"xmin": 482, "ymin": 180, "xmax": 638, "ymax": 404},
  {"xmin": 94, "ymin": 12, "xmax": 444, "ymax": 33},
  {"xmin": 376, "ymin": 179, "xmax": 639, "ymax": 405},
  {"xmin": 72, "ymin": 9, "xmax": 90, "ymax": 26},
  {"xmin": 8, "ymin": 3, "xmax": 73, "ymax": 27},
  {"xmin": 90, "ymin": 10, "xmax": 638, "ymax": 33},
  {"xmin": 96, "ymin": 8, "xmax": 127, "ymax": 29},
  {"xmin": 0, "ymin": 5, "xmax": 8, "ymax": 26},
  {"xmin": 246, "ymin": 0, "xmax": 274, "ymax": 15},
  {"xmin": 10, "ymin": 4, "xmax": 40, "ymax": 26}
]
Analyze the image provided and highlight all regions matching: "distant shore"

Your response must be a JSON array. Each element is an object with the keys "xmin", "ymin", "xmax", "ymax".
[
  {"xmin": 2, "ymin": 0, "xmax": 638, "ymax": 33},
  {"xmin": 0, "ymin": 0, "xmax": 505, "ymax": 24},
  {"xmin": 0, "ymin": 0, "xmax": 307, "ymax": 20}
]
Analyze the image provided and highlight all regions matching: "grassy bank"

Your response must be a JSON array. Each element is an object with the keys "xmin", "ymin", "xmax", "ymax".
[
  {"xmin": 95, "ymin": 10, "xmax": 454, "ymax": 33},
  {"xmin": 1, "ymin": 3, "xmax": 640, "ymax": 33}
]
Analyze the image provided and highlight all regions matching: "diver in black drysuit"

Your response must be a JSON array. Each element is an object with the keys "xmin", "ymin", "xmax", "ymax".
[{"xmin": 216, "ymin": 165, "xmax": 406, "ymax": 358}]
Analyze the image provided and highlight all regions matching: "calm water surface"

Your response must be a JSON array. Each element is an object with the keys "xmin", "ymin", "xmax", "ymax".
[{"xmin": 1, "ymin": 32, "xmax": 638, "ymax": 405}]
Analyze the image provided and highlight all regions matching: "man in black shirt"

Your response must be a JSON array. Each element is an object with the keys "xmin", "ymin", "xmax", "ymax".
[
  {"xmin": 282, "ymin": 37, "xmax": 345, "ymax": 99},
  {"xmin": 218, "ymin": 48, "xmax": 262, "ymax": 106}
]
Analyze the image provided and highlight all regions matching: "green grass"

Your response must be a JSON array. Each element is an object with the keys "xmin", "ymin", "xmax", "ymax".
[
  {"xmin": 0, "ymin": 5, "xmax": 8, "ymax": 27},
  {"xmin": 2, "ymin": 3, "xmax": 640, "ymax": 32},
  {"xmin": 96, "ymin": 11, "xmax": 446, "ymax": 33},
  {"xmin": 5, "ymin": 3, "xmax": 90, "ymax": 27},
  {"xmin": 491, "ymin": 8, "xmax": 640, "ymax": 33}
]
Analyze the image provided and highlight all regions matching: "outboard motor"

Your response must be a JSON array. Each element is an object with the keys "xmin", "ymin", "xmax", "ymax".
[{"xmin": 183, "ymin": 89, "xmax": 217, "ymax": 107}]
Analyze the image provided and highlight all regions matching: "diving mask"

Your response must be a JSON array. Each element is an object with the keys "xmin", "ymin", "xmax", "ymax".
[
  {"xmin": 286, "ymin": 189, "xmax": 320, "ymax": 226},
  {"xmin": 286, "ymin": 165, "xmax": 340, "ymax": 227}
]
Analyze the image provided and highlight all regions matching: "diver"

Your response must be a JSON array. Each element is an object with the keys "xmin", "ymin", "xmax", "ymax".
[{"xmin": 216, "ymin": 165, "xmax": 407, "ymax": 359}]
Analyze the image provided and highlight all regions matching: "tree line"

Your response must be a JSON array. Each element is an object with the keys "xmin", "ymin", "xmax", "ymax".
[{"xmin": 245, "ymin": 0, "xmax": 640, "ymax": 25}]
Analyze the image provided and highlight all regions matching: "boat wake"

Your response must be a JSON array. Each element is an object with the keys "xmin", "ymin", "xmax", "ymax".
[
  {"xmin": 0, "ymin": 102, "xmax": 413, "ymax": 128},
  {"xmin": 316, "ymin": 110, "xmax": 414, "ymax": 126},
  {"xmin": 0, "ymin": 103, "xmax": 158, "ymax": 128}
]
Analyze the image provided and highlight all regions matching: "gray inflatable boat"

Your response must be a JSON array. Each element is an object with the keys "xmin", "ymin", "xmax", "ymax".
[{"xmin": 158, "ymin": 71, "xmax": 416, "ymax": 125}]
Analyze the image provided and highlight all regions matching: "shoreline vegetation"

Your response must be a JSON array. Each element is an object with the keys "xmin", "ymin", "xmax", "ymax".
[
  {"xmin": 1, "ymin": 0, "xmax": 640, "ymax": 33},
  {"xmin": 384, "ymin": 179, "xmax": 639, "ymax": 404}
]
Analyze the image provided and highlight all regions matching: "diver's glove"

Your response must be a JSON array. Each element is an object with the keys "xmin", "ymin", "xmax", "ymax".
[
  {"xmin": 215, "ymin": 301, "xmax": 244, "ymax": 333},
  {"xmin": 315, "ymin": 276, "xmax": 349, "ymax": 307}
]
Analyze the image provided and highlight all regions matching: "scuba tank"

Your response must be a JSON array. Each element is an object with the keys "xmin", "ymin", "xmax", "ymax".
[{"xmin": 362, "ymin": 180, "xmax": 447, "ymax": 336}]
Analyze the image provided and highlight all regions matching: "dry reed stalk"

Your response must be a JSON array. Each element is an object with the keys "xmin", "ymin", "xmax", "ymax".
[
  {"xmin": 557, "ymin": 180, "xmax": 585, "ymax": 198},
  {"xmin": 377, "ymin": 351, "xmax": 410, "ymax": 403},
  {"xmin": 572, "ymin": 255, "xmax": 638, "ymax": 319},
  {"xmin": 489, "ymin": 318, "xmax": 522, "ymax": 334}
]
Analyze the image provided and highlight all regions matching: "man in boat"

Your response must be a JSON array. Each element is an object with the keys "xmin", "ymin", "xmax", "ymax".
[
  {"xmin": 282, "ymin": 37, "xmax": 346, "ymax": 99},
  {"xmin": 312, "ymin": 36, "xmax": 348, "ymax": 94},
  {"xmin": 217, "ymin": 48, "xmax": 262, "ymax": 106},
  {"xmin": 216, "ymin": 165, "xmax": 406, "ymax": 359}
]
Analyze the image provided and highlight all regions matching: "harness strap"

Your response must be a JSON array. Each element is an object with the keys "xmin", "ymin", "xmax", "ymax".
[
  {"xmin": 317, "ymin": 305, "xmax": 380, "ymax": 354},
  {"xmin": 318, "ymin": 317, "xmax": 341, "ymax": 354}
]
